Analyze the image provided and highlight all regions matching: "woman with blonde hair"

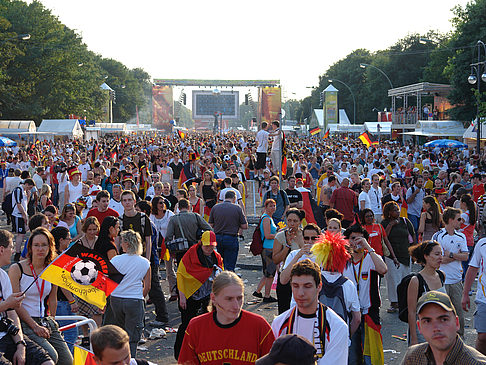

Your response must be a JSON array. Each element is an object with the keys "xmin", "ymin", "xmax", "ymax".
[
  {"xmin": 9, "ymin": 228, "xmax": 73, "ymax": 364},
  {"xmin": 178, "ymin": 271, "xmax": 275, "ymax": 364},
  {"xmin": 39, "ymin": 184, "xmax": 52, "ymax": 211},
  {"xmin": 110, "ymin": 229, "xmax": 151, "ymax": 358}
]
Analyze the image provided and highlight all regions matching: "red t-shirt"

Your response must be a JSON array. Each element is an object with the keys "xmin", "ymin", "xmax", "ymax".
[
  {"xmin": 86, "ymin": 207, "xmax": 119, "ymax": 225},
  {"xmin": 363, "ymin": 223, "xmax": 386, "ymax": 256},
  {"xmin": 330, "ymin": 187, "xmax": 357, "ymax": 222},
  {"xmin": 178, "ymin": 310, "xmax": 274, "ymax": 365},
  {"xmin": 473, "ymin": 184, "xmax": 485, "ymax": 202}
]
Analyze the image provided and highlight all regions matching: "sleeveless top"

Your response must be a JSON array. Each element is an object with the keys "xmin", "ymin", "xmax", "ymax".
[
  {"xmin": 17, "ymin": 262, "xmax": 52, "ymax": 317},
  {"xmin": 67, "ymin": 181, "xmax": 83, "ymax": 203},
  {"xmin": 192, "ymin": 198, "xmax": 202, "ymax": 214},
  {"xmin": 423, "ymin": 217, "xmax": 439, "ymax": 242}
]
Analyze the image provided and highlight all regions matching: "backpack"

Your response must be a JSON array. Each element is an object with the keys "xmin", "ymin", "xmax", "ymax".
[
  {"xmin": 2, "ymin": 187, "xmax": 22, "ymax": 216},
  {"xmin": 397, "ymin": 270, "xmax": 445, "ymax": 323},
  {"xmin": 249, "ymin": 216, "xmax": 264, "ymax": 256},
  {"xmin": 319, "ymin": 275, "xmax": 350, "ymax": 325}
]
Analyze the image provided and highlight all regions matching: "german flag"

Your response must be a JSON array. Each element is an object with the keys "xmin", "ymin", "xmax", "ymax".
[
  {"xmin": 323, "ymin": 129, "xmax": 330, "ymax": 139},
  {"xmin": 359, "ymin": 132, "xmax": 378, "ymax": 148},
  {"xmin": 363, "ymin": 314, "xmax": 384, "ymax": 365},
  {"xmin": 40, "ymin": 244, "xmax": 124, "ymax": 309},
  {"xmin": 299, "ymin": 189, "xmax": 325, "ymax": 228},
  {"xmin": 309, "ymin": 127, "xmax": 322, "ymax": 136},
  {"xmin": 73, "ymin": 346, "xmax": 96, "ymax": 365},
  {"xmin": 177, "ymin": 130, "xmax": 186, "ymax": 140},
  {"xmin": 281, "ymin": 131, "xmax": 287, "ymax": 175},
  {"xmin": 177, "ymin": 243, "xmax": 223, "ymax": 299}
]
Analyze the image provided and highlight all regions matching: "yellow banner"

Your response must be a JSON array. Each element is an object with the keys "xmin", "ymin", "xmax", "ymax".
[{"xmin": 260, "ymin": 87, "xmax": 281, "ymax": 123}]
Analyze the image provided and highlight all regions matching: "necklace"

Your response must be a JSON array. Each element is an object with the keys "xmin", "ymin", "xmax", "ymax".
[{"xmin": 83, "ymin": 236, "xmax": 97, "ymax": 249}]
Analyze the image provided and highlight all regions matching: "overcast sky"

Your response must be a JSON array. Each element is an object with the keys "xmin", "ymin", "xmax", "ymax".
[{"xmin": 31, "ymin": 0, "xmax": 470, "ymax": 99}]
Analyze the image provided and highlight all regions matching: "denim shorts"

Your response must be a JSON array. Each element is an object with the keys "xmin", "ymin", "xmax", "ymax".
[
  {"xmin": 474, "ymin": 301, "xmax": 486, "ymax": 333},
  {"xmin": 261, "ymin": 248, "xmax": 276, "ymax": 278}
]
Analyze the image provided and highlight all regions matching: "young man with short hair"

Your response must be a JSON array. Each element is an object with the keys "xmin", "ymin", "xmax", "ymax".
[
  {"xmin": 263, "ymin": 176, "xmax": 289, "ymax": 224},
  {"xmin": 87, "ymin": 190, "xmax": 119, "ymax": 224},
  {"xmin": 271, "ymin": 259, "xmax": 349, "ymax": 365},
  {"xmin": 432, "ymin": 207, "xmax": 469, "ymax": 338},
  {"xmin": 91, "ymin": 324, "xmax": 154, "ymax": 365},
  {"xmin": 343, "ymin": 224, "xmax": 388, "ymax": 364},
  {"xmin": 11, "ymin": 178, "xmax": 35, "ymax": 261},
  {"xmin": 401, "ymin": 291, "xmax": 486, "ymax": 364}
]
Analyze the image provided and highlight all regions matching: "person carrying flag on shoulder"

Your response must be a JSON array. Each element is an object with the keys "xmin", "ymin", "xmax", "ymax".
[{"xmin": 174, "ymin": 230, "xmax": 223, "ymax": 360}]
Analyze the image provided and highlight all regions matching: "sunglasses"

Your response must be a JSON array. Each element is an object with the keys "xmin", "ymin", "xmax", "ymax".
[{"xmin": 303, "ymin": 236, "xmax": 318, "ymax": 241}]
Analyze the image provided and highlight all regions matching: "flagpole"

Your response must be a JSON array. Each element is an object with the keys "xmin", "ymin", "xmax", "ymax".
[{"xmin": 21, "ymin": 255, "xmax": 59, "ymax": 295}]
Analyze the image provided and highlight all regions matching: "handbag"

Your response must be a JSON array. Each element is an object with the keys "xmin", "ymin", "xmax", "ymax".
[
  {"xmin": 379, "ymin": 225, "xmax": 391, "ymax": 257},
  {"xmin": 166, "ymin": 215, "xmax": 190, "ymax": 255},
  {"xmin": 403, "ymin": 217, "xmax": 414, "ymax": 244}
]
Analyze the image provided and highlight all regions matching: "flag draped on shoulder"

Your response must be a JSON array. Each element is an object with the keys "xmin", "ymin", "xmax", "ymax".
[
  {"xmin": 281, "ymin": 130, "xmax": 287, "ymax": 174},
  {"xmin": 73, "ymin": 346, "xmax": 96, "ymax": 365},
  {"xmin": 177, "ymin": 244, "xmax": 223, "ymax": 299},
  {"xmin": 40, "ymin": 244, "xmax": 124, "ymax": 309}
]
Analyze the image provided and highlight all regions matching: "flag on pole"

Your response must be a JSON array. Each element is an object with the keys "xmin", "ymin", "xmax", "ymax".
[
  {"xmin": 177, "ymin": 130, "xmax": 186, "ymax": 140},
  {"xmin": 358, "ymin": 132, "xmax": 378, "ymax": 148},
  {"xmin": 74, "ymin": 346, "xmax": 96, "ymax": 365},
  {"xmin": 40, "ymin": 244, "xmax": 124, "ymax": 309},
  {"xmin": 281, "ymin": 131, "xmax": 287, "ymax": 175},
  {"xmin": 309, "ymin": 127, "xmax": 322, "ymax": 136},
  {"xmin": 323, "ymin": 129, "xmax": 330, "ymax": 139}
]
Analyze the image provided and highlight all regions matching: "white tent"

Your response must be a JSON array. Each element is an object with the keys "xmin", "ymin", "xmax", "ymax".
[
  {"xmin": 311, "ymin": 109, "xmax": 362, "ymax": 134},
  {"xmin": 38, "ymin": 119, "xmax": 84, "ymax": 139},
  {"xmin": 405, "ymin": 120, "xmax": 466, "ymax": 137},
  {"xmin": 95, "ymin": 123, "xmax": 127, "ymax": 135},
  {"xmin": 0, "ymin": 120, "xmax": 36, "ymax": 135},
  {"xmin": 364, "ymin": 122, "xmax": 392, "ymax": 134}
]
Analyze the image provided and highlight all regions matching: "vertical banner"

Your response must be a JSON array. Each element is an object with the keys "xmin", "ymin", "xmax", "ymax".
[
  {"xmin": 260, "ymin": 87, "xmax": 281, "ymax": 123},
  {"xmin": 152, "ymin": 86, "xmax": 173, "ymax": 131},
  {"xmin": 324, "ymin": 84, "xmax": 338, "ymax": 133}
]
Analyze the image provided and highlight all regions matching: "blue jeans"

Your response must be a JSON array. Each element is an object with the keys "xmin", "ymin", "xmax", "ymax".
[
  {"xmin": 408, "ymin": 214, "xmax": 420, "ymax": 238},
  {"xmin": 216, "ymin": 234, "xmax": 239, "ymax": 271},
  {"xmin": 462, "ymin": 245, "xmax": 475, "ymax": 281},
  {"xmin": 56, "ymin": 300, "xmax": 78, "ymax": 353}
]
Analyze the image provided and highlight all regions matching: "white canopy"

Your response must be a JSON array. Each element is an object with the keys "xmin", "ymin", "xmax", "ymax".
[
  {"xmin": 405, "ymin": 120, "xmax": 466, "ymax": 137},
  {"xmin": 364, "ymin": 122, "xmax": 392, "ymax": 134},
  {"xmin": 38, "ymin": 119, "xmax": 84, "ymax": 139},
  {"xmin": 0, "ymin": 120, "xmax": 36, "ymax": 135}
]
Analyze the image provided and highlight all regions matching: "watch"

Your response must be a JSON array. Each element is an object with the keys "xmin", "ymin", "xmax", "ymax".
[
  {"xmin": 15, "ymin": 339, "xmax": 26, "ymax": 347},
  {"xmin": 449, "ymin": 252, "xmax": 454, "ymax": 259},
  {"xmin": 368, "ymin": 248, "xmax": 376, "ymax": 254}
]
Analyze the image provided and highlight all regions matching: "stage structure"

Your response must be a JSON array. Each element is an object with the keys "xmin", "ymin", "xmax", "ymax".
[{"xmin": 152, "ymin": 79, "xmax": 280, "ymax": 131}]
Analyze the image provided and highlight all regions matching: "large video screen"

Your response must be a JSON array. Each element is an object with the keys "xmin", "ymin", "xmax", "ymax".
[{"xmin": 192, "ymin": 91, "xmax": 239, "ymax": 119}]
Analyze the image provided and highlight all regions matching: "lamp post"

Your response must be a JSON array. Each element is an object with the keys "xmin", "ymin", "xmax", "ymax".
[
  {"xmin": 328, "ymin": 78, "xmax": 356, "ymax": 124},
  {"xmin": 0, "ymin": 33, "xmax": 30, "ymax": 45},
  {"xmin": 359, "ymin": 63, "xmax": 394, "ymax": 89},
  {"xmin": 468, "ymin": 40, "xmax": 486, "ymax": 155}
]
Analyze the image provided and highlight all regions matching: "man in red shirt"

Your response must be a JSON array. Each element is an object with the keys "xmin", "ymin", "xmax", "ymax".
[
  {"xmin": 330, "ymin": 177, "xmax": 357, "ymax": 228},
  {"xmin": 472, "ymin": 174, "xmax": 485, "ymax": 202},
  {"xmin": 86, "ymin": 190, "xmax": 119, "ymax": 224}
]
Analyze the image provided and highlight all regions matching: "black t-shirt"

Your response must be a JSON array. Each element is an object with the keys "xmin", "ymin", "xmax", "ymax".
[
  {"xmin": 120, "ymin": 212, "xmax": 153, "ymax": 255},
  {"xmin": 285, "ymin": 188, "xmax": 302, "ymax": 204},
  {"xmin": 163, "ymin": 194, "xmax": 178, "ymax": 211},
  {"xmin": 94, "ymin": 238, "xmax": 118, "ymax": 260},
  {"xmin": 169, "ymin": 161, "xmax": 183, "ymax": 179}
]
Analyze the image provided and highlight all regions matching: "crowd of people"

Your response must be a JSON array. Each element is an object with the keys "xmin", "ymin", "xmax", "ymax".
[{"xmin": 0, "ymin": 122, "xmax": 485, "ymax": 364}]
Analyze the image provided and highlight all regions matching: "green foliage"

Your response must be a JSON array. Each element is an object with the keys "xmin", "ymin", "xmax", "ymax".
[{"xmin": 0, "ymin": 0, "xmax": 152, "ymax": 125}]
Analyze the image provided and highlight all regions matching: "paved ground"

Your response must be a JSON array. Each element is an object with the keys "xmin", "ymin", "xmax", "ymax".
[{"xmin": 0, "ymin": 212, "xmax": 479, "ymax": 365}]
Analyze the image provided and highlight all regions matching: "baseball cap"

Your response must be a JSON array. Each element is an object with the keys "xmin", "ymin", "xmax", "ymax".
[
  {"xmin": 200, "ymin": 231, "xmax": 217, "ymax": 246},
  {"xmin": 416, "ymin": 290, "xmax": 456, "ymax": 315},
  {"xmin": 255, "ymin": 334, "xmax": 317, "ymax": 365}
]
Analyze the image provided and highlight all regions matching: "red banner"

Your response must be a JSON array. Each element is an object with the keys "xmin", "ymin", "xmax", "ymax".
[
  {"xmin": 260, "ymin": 87, "xmax": 281, "ymax": 123},
  {"xmin": 152, "ymin": 86, "xmax": 173, "ymax": 131}
]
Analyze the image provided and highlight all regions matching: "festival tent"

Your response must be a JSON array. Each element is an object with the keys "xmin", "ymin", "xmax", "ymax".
[
  {"xmin": 38, "ymin": 119, "xmax": 84, "ymax": 140},
  {"xmin": 463, "ymin": 122, "xmax": 486, "ymax": 147},
  {"xmin": 0, "ymin": 120, "xmax": 36, "ymax": 136},
  {"xmin": 310, "ymin": 109, "xmax": 362, "ymax": 135},
  {"xmin": 404, "ymin": 120, "xmax": 466, "ymax": 138},
  {"xmin": 364, "ymin": 122, "xmax": 392, "ymax": 135}
]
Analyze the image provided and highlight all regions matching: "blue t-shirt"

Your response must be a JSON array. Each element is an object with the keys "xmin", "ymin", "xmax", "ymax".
[
  {"xmin": 263, "ymin": 190, "xmax": 289, "ymax": 222},
  {"xmin": 260, "ymin": 213, "xmax": 277, "ymax": 249}
]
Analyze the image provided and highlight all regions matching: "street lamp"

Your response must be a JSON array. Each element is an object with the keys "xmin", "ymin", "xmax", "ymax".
[
  {"xmin": 0, "ymin": 33, "xmax": 30, "ymax": 44},
  {"xmin": 467, "ymin": 40, "xmax": 486, "ymax": 155},
  {"xmin": 359, "ymin": 63, "xmax": 394, "ymax": 89},
  {"xmin": 328, "ymin": 78, "xmax": 356, "ymax": 124}
]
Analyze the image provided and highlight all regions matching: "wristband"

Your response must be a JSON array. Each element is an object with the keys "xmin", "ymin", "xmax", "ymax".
[
  {"xmin": 15, "ymin": 339, "xmax": 26, "ymax": 347},
  {"xmin": 368, "ymin": 248, "xmax": 376, "ymax": 254},
  {"xmin": 69, "ymin": 300, "xmax": 76, "ymax": 305}
]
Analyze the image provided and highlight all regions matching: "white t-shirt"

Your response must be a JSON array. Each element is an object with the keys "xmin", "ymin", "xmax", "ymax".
[
  {"xmin": 432, "ymin": 228, "xmax": 468, "ymax": 284},
  {"xmin": 469, "ymin": 238, "xmax": 486, "ymax": 304},
  {"xmin": 12, "ymin": 186, "xmax": 27, "ymax": 218},
  {"xmin": 368, "ymin": 186, "xmax": 382, "ymax": 215},
  {"xmin": 271, "ymin": 129, "xmax": 281, "ymax": 152},
  {"xmin": 0, "ymin": 269, "xmax": 13, "ymax": 339},
  {"xmin": 109, "ymin": 198, "xmax": 124, "ymax": 217},
  {"xmin": 218, "ymin": 187, "xmax": 242, "ymax": 202},
  {"xmin": 358, "ymin": 191, "xmax": 371, "ymax": 210},
  {"xmin": 110, "ymin": 254, "xmax": 150, "ymax": 299},
  {"xmin": 271, "ymin": 305, "xmax": 349, "ymax": 365},
  {"xmin": 78, "ymin": 163, "xmax": 91, "ymax": 182},
  {"xmin": 256, "ymin": 129, "xmax": 269, "ymax": 153},
  {"xmin": 343, "ymin": 253, "xmax": 378, "ymax": 314}
]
